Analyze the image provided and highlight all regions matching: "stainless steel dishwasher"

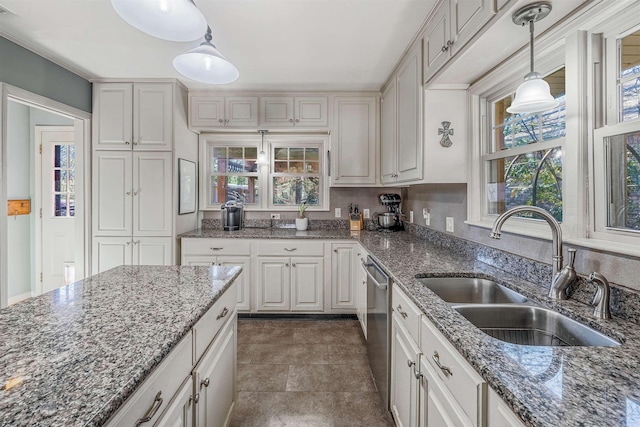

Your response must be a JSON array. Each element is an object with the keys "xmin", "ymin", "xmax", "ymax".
[{"xmin": 364, "ymin": 256, "xmax": 391, "ymax": 410}]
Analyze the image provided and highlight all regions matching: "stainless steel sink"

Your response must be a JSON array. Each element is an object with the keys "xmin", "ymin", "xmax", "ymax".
[
  {"xmin": 453, "ymin": 304, "xmax": 621, "ymax": 347},
  {"xmin": 416, "ymin": 277, "xmax": 528, "ymax": 304}
]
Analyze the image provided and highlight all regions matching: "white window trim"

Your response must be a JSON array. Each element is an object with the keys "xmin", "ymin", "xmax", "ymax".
[{"xmin": 199, "ymin": 133, "xmax": 329, "ymax": 211}]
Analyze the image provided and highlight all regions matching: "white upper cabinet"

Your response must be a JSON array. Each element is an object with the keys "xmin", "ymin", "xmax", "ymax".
[
  {"xmin": 189, "ymin": 95, "xmax": 258, "ymax": 129},
  {"xmin": 381, "ymin": 80, "xmax": 397, "ymax": 185},
  {"xmin": 331, "ymin": 96, "xmax": 378, "ymax": 186},
  {"xmin": 423, "ymin": 0, "xmax": 496, "ymax": 83},
  {"xmin": 260, "ymin": 96, "xmax": 328, "ymax": 127},
  {"xmin": 94, "ymin": 82, "xmax": 173, "ymax": 151}
]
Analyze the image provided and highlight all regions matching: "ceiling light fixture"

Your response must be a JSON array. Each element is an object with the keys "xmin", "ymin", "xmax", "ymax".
[
  {"xmin": 257, "ymin": 130, "xmax": 269, "ymax": 166},
  {"xmin": 111, "ymin": 0, "xmax": 207, "ymax": 42},
  {"xmin": 506, "ymin": 2, "xmax": 559, "ymax": 114},
  {"xmin": 173, "ymin": 27, "xmax": 240, "ymax": 85}
]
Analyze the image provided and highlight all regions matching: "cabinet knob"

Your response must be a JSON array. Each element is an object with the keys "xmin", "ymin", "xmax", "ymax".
[
  {"xmin": 292, "ymin": 263, "xmax": 296, "ymax": 267},
  {"xmin": 295, "ymin": 118, "xmax": 300, "ymax": 123},
  {"xmin": 285, "ymin": 263, "xmax": 290, "ymax": 267},
  {"xmin": 224, "ymin": 119, "xmax": 229, "ymax": 123},
  {"xmin": 125, "ymin": 141, "xmax": 130, "ymax": 145},
  {"xmin": 407, "ymin": 359, "xmax": 415, "ymax": 368},
  {"xmin": 193, "ymin": 393, "xmax": 200, "ymax": 404},
  {"xmin": 289, "ymin": 118, "xmax": 294, "ymax": 123},
  {"xmin": 201, "ymin": 377, "xmax": 210, "ymax": 388},
  {"xmin": 133, "ymin": 141, "xmax": 138, "ymax": 146},
  {"xmin": 126, "ymin": 191, "xmax": 132, "ymax": 196},
  {"xmin": 219, "ymin": 119, "xmax": 224, "ymax": 123}
]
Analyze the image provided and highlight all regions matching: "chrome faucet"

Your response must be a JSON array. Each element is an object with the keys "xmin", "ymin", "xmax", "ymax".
[
  {"xmin": 588, "ymin": 272, "xmax": 612, "ymax": 320},
  {"xmin": 489, "ymin": 206, "xmax": 576, "ymax": 300}
]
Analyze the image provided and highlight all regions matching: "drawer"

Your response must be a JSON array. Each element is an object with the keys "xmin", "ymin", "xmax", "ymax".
[
  {"xmin": 182, "ymin": 238, "xmax": 250, "ymax": 256},
  {"xmin": 392, "ymin": 286, "xmax": 422, "ymax": 345},
  {"xmin": 256, "ymin": 240, "xmax": 323, "ymax": 257},
  {"xmin": 192, "ymin": 281, "xmax": 237, "ymax": 363},
  {"xmin": 105, "ymin": 334, "xmax": 192, "ymax": 427},
  {"xmin": 421, "ymin": 315, "xmax": 486, "ymax": 425}
]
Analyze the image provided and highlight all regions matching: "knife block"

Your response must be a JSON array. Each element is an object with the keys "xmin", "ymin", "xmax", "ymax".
[{"xmin": 349, "ymin": 214, "xmax": 363, "ymax": 231}]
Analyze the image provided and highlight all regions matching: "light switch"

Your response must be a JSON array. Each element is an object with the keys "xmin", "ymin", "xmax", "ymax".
[{"xmin": 335, "ymin": 208, "xmax": 341, "ymax": 218}]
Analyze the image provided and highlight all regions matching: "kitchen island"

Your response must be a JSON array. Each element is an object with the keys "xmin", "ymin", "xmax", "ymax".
[
  {"xmin": 180, "ymin": 226, "xmax": 640, "ymax": 426},
  {"xmin": 0, "ymin": 265, "xmax": 241, "ymax": 426}
]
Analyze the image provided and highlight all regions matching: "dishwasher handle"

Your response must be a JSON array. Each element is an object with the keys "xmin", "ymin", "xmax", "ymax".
[{"xmin": 364, "ymin": 262, "xmax": 389, "ymax": 290}]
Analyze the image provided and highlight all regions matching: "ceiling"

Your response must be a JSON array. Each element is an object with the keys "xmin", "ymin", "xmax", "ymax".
[{"xmin": 0, "ymin": 0, "xmax": 437, "ymax": 91}]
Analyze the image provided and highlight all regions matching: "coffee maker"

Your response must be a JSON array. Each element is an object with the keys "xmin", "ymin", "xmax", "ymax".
[
  {"xmin": 376, "ymin": 194, "xmax": 404, "ymax": 232},
  {"xmin": 221, "ymin": 201, "xmax": 244, "ymax": 231}
]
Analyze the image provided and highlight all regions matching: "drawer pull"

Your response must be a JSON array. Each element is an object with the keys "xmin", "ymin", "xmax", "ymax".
[
  {"xmin": 194, "ymin": 393, "xmax": 200, "ymax": 404},
  {"xmin": 407, "ymin": 359, "xmax": 415, "ymax": 368},
  {"xmin": 396, "ymin": 305, "xmax": 409, "ymax": 318},
  {"xmin": 134, "ymin": 391, "xmax": 163, "ymax": 426},
  {"xmin": 432, "ymin": 351, "xmax": 453, "ymax": 377},
  {"xmin": 216, "ymin": 307, "xmax": 229, "ymax": 320},
  {"xmin": 201, "ymin": 377, "xmax": 210, "ymax": 388},
  {"xmin": 210, "ymin": 247, "xmax": 223, "ymax": 251},
  {"xmin": 284, "ymin": 248, "xmax": 297, "ymax": 252}
]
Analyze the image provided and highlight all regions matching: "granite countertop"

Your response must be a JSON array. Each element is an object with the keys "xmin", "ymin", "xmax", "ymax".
[
  {"xmin": 182, "ymin": 227, "xmax": 640, "ymax": 426},
  {"xmin": 0, "ymin": 265, "xmax": 241, "ymax": 427},
  {"xmin": 179, "ymin": 227, "xmax": 355, "ymax": 239}
]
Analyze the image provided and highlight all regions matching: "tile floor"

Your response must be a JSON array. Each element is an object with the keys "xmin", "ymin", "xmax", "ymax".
[{"xmin": 229, "ymin": 318, "xmax": 395, "ymax": 427}]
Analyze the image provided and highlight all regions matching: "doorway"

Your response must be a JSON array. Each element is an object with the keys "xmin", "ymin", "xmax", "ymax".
[{"xmin": 1, "ymin": 84, "xmax": 90, "ymax": 307}]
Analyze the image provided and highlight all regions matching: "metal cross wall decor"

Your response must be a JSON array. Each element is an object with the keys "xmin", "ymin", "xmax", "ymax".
[{"xmin": 438, "ymin": 121, "xmax": 454, "ymax": 147}]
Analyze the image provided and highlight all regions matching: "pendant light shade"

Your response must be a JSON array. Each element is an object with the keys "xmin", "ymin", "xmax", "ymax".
[
  {"xmin": 111, "ymin": 0, "xmax": 207, "ymax": 42},
  {"xmin": 173, "ymin": 29, "xmax": 239, "ymax": 84},
  {"xmin": 506, "ymin": 2, "xmax": 559, "ymax": 114}
]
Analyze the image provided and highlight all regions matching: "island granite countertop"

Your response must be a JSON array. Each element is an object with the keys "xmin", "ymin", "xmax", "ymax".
[
  {"xmin": 0, "ymin": 265, "xmax": 241, "ymax": 427},
  {"xmin": 181, "ymin": 227, "xmax": 640, "ymax": 426}
]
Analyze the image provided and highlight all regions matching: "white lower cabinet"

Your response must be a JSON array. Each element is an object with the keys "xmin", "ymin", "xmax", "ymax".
[
  {"xmin": 331, "ymin": 243, "xmax": 357, "ymax": 310},
  {"xmin": 93, "ymin": 236, "xmax": 172, "ymax": 273},
  {"xmin": 154, "ymin": 377, "xmax": 194, "ymax": 427},
  {"xmin": 487, "ymin": 388, "xmax": 526, "ymax": 427},
  {"xmin": 193, "ymin": 314, "xmax": 237, "ymax": 427},
  {"xmin": 354, "ymin": 246, "xmax": 368, "ymax": 337},
  {"xmin": 256, "ymin": 256, "xmax": 323, "ymax": 312},
  {"xmin": 391, "ymin": 311, "xmax": 421, "ymax": 427}
]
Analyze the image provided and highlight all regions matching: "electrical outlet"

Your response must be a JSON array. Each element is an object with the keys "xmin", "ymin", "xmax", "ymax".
[
  {"xmin": 422, "ymin": 208, "xmax": 428, "ymax": 218},
  {"xmin": 363, "ymin": 209, "xmax": 370, "ymax": 219},
  {"xmin": 446, "ymin": 217, "xmax": 454, "ymax": 232},
  {"xmin": 409, "ymin": 211, "xmax": 414, "ymax": 223},
  {"xmin": 425, "ymin": 212, "xmax": 431, "ymax": 226},
  {"xmin": 335, "ymin": 208, "xmax": 341, "ymax": 218},
  {"xmin": 270, "ymin": 213, "xmax": 280, "ymax": 219}
]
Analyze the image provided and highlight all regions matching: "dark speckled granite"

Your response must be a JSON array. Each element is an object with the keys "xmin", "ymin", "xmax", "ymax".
[{"xmin": 0, "ymin": 265, "xmax": 240, "ymax": 427}]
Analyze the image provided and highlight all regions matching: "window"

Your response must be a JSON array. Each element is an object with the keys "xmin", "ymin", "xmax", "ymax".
[
  {"xmin": 200, "ymin": 134, "xmax": 329, "ymax": 211},
  {"xmin": 619, "ymin": 29, "xmax": 640, "ymax": 122},
  {"xmin": 485, "ymin": 68, "xmax": 566, "ymax": 223},
  {"xmin": 53, "ymin": 144, "xmax": 75, "ymax": 217}
]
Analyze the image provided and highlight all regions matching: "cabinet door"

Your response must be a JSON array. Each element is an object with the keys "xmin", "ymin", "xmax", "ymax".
[
  {"xmin": 94, "ymin": 83, "xmax": 133, "ymax": 150},
  {"xmin": 450, "ymin": 0, "xmax": 495, "ymax": 55},
  {"xmin": 380, "ymin": 80, "xmax": 398, "ymax": 185},
  {"xmin": 225, "ymin": 96, "xmax": 258, "ymax": 127},
  {"xmin": 93, "ymin": 151, "xmax": 132, "ymax": 236},
  {"xmin": 189, "ymin": 95, "xmax": 225, "ymax": 128},
  {"xmin": 391, "ymin": 315, "xmax": 420, "ymax": 427},
  {"xmin": 332, "ymin": 97, "xmax": 377, "ymax": 186},
  {"xmin": 420, "ymin": 357, "xmax": 473, "ymax": 427},
  {"xmin": 396, "ymin": 42, "xmax": 423, "ymax": 183},
  {"xmin": 331, "ymin": 243, "xmax": 356, "ymax": 310},
  {"xmin": 195, "ymin": 318, "xmax": 236, "ymax": 427},
  {"xmin": 154, "ymin": 376, "xmax": 193, "ymax": 427},
  {"xmin": 182, "ymin": 256, "xmax": 216, "ymax": 266},
  {"xmin": 133, "ymin": 152, "xmax": 172, "ymax": 236},
  {"xmin": 256, "ymin": 257, "xmax": 290, "ymax": 311},
  {"xmin": 133, "ymin": 237, "xmax": 173, "ymax": 266},
  {"xmin": 217, "ymin": 255, "xmax": 251, "ymax": 312},
  {"xmin": 487, "ymin": 387, "xmax": 526, "ymax": 427},
  {"xmin": 295, "ymin": 96, "xmax": 328, "ymax": 127},
  {"xmin": 92, "ymin": 236, "xmax": 132, "ymax": 273},
  {"xmin": 423, "ymin": 1, "xmax": 451, "ymax": 83},
  {"xmin": 291, "ymin": 257, "xmax": 324, "ymax": 311},
  {"xmin": 354, "ymin": 249, "xmax": 368, "ymax": 337},
  {"xmin": 260, "ymin": 96, "xmax": 295, "ymax": 127},
  {"xmin": 133, "ymin": 83, "xmax": 173, "ymax": 151}
]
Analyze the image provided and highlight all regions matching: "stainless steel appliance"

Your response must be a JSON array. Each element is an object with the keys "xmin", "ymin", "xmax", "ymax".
[
  {"xmin": 375, "ymin": 194, "xmax": 404, "ymax": 231},
  {"xmin": 364, "ymin": 256, "xmax": 391, "ymax": 410},
  {"xmin": 221, "ymin": 201, "xmax": 244, "ymax": 231}
]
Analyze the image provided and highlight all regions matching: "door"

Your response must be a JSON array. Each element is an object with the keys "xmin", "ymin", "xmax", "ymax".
[
  {"xmin": 381, "ymin": 80, "xmax": 397, "ymax": 185},
  {"xmin": 40, "ymin": 127, "xmax": 76, "ymax": 292},
  {"xmin": 218, "ymin": 255, "xmax": 251, "ymax": 311},
  {"xmin": 260, "ymin": 96, "xmax": 295, "ymax": 127},
  {"xmin": 291, "ymin": 257, "xmax": 323, "ymax": 311},
  {"xmin": 93, "ymin": 151, "xmax": 132, "ymax": 236},
  {"xmin": 133, "ymin": 83, "xmax": 173, "ymax": 150},
  {"xmin": 331, "ymin": 244, "xmax": 356, "ymax": 309},
  {"xmin": 155, "ymin": 377, "xmax": 193, "ymax": 427},
  {"xmin": 132, "ymin": 152, "xmax": 172, "ymax": 236},
  {"xmin": 94, "ymin": 83, "xmax": 133, "ymax": 149},
  {"xmin": 256, "ymin": 257, "xmax": 290, "ymax": 311},
  {"xmin": 295, "ymin": 97, "xmax": 328, "ymax": 127},
  {"xmin": 391, "ymin": 315, "xmax": 420, "ymax": 427},
  {"xmin": 92, "ymin": 236, "xmax": 133, "ymax": 273}
]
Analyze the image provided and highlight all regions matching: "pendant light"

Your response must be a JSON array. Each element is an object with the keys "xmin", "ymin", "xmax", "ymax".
[
  {"xmin": 506, "ymin": 2, "xmax": 559, "ymax": 114},
  {"xmin": 111, "ymin": 0, "xmax": 207, "ymax": 42},
  {"xmin": 173, "ymin": 27, "xmax": 240, "ymax": 84},
  {"xmin": 257, "ymin": 130, "xmax": 269, "ymax": 167}
]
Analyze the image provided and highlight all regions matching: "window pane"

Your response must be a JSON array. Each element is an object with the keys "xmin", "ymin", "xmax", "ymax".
[
  {"xmin": 305, "ymin": 148, "xmax": 319, "ymax": 161},
  {"xmin": 274, "ymin": 148, "xmax": 289, "ymax": 160},
  {"xmin": 605, "ymin": 130, "xmax": 640, "ymax": 231},
  {"xmin": 289, "ymin": 161, "xmax": 304, "ymax": 173},
  {"xmin": 486, "ymin": 147, "xmax": 563, "ymax": 222},
  {"xmin": 210, "ymin": 176, "xmax": 259, "ymax": 205},
  {"xmin": 290, "ymin": 148, "xmax": 304, "ymax": 160},
  {"xmin": 212, "ymin": 147, "xmax": 227, "ymax": 173},
  {"xmin": 69, "ymin": 145, "xmax": 75, "ymax": 169},
  {"xmin": 69, "ymin": 194, "xmax": 75, "ymax": 217},
  {"xmin": 621, "ymin": 30, "xmax": 640, "ymax": 77},
  {"xmin": 305, "ymin": 161, "xmax": 320, "ymax": 174},
  {"xmin": 54, "ymin": 194, "xmax": 68, "ymax": 217},
  {"xmin": 620, "ymin": 30, "xmax": 640, "ymax": 122},
  {"xmin": 54, "ymin": 170, "xmax": 68, "ymax": 192},
  {"xmin": 245, "ymin": 147, "xmax": 257, "ymax": 160},
  {"xmin": 274, "ymin": 161, "xmax": 288, "ymax": 173},
  {"xmin": 272, "ymin": 177, "xmax": 320, "ymax": 206},
  {"xmin": 621, "ymin": 78, "xmax": 640, "ymax": 122},
  {"xmin": 69, "ymin": 170, "xmax": 75, "ymax": 193},
  {"xmin": 54, "ymin": 145, "xmax": 67, "ymax": 168}
]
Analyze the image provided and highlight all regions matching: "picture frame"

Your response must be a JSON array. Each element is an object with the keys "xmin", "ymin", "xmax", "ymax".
[{"xmin": 178, "ymin": 158, "xmax": 197, "ymax": 215}]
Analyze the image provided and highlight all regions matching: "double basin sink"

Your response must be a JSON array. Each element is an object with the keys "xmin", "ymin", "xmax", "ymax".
[{"xmin": 417, "ymin": 277, "xmax": 620, "ymax": 347}]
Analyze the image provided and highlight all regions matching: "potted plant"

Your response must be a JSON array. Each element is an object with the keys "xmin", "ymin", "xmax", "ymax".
[{"xmin": 295, "ymin": 202, "xmax": 309, "ymax": 231}]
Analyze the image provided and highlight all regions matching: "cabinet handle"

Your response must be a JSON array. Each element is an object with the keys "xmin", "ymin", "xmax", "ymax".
[
  {"xmin": 289, "ymin": 118, "xmax": 294, "ymax": 123},
  {"xmin": 224, "ymin": 119, "xmax": 229, "ymax": 123},
  {"xmin": 218, "ymin": 119, "xmax": 224, "ymax": 123},
  {"xmin": 295, "ymin": 118, "xmax": 300, "ymax": 123},
  {"xmin": 441, "ymin": 40, "xmax": 454, "ymax": 52},
  {"xmin": 126, "ymin": 191, "xmax": 132, "ymax": 195},
  {"xmin": 216, "ymin": 307, "xmax": 229, "ymax": 320},
  {"xmin": 413, "ymin": 365, "xmax": 423, "ymax": 380},
  {"xmin": 193, "ymin": 393, "xmax": 200, "ymax": 404},
  {"xmin": 126, "ymin": 241, "xmax": 132, "ymax": 246},
  {"xmin": 210, "ymin": 247, "xmax": 223, "ymax": 251},
  {"xmin": 285, "ymin": 263, "xmax": 290, "ymax": 267},
  {"xmin": 125, "ymin": 141, "xmax": 130, "ymax": 145},
  {"xmin": 407, "ymin": 359, "xmax": 415, "ymax": 368},
  {"xmin": 133, "ymin": 189, "xmax": 140, "ymax": 196},
  {"xmin": 133, "ymin": 240, "xmax": 139, "ymax": 245},
  {"xmin": 292, "ymin": 263, "xmax": 296, "ymax": 267},
  {"xmin": 134, "ymin": 391, "xmax": 163, "ymax": 426},
  {"xmin": 432, "ymin": 351, "xmax": 453, "ymax": 377},
  {"xmin": 133, "ymin": 141, "xmax": 138, "ymax": 146},
  {"xmin": 201, "ymin": 377, "xmax": 210, "ymax": 388},
  {"xmin": 284, "ymin": 248, "xmax": 297, "ymax": 252},
  {"xmin": 396, "ymin": 305, "xmax": 408, "ymax": 318}
]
